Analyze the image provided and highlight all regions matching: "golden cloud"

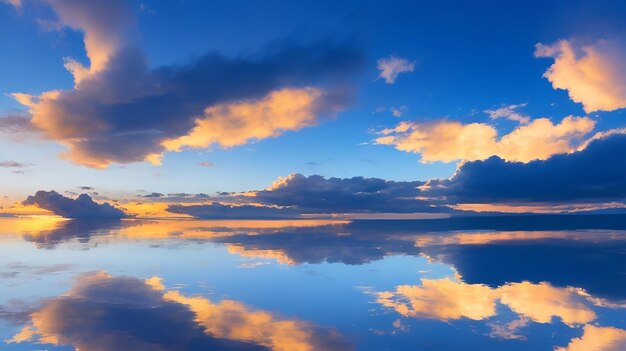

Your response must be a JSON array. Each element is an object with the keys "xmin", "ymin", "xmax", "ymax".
[
  {"xmin": 375, "ymin": 116, "xmax": 595, "ymax": 163},
  {"xmin": 536, "ymin": 40, "xmax": 626, "ymax": 113}
]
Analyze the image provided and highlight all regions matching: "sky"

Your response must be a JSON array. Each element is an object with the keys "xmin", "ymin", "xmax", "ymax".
[{"xmin": 1, "ymin": 0, "xmax": 625, "ymax": 218}]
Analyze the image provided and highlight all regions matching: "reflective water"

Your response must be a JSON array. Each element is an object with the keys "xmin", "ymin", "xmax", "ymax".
[{"xmin": 0, "ymin": 215, "xmax": 625, "ymax": 350}]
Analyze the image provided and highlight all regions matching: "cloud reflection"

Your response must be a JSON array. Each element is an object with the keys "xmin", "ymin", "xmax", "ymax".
[{"xmin": 9, "ymin": 272, "xmax": 352, "ymax": 351}]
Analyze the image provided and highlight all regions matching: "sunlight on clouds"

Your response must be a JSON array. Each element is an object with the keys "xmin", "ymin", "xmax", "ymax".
[
  {"xmin": 498, "ymin": 282, "xmax": 596, "ymax": 326},
  {"xmin": 227, "ymin": 244, "xmax": 296, "ymax": 265},
  {"xmin": 376, "ymin": 116, "xmax": 594, "ymax": 163},
  {"xmin": 163, "ymin": 289, "xmax": 336, "ymax": 351},
  {"xmin": 376, "ymin": 278, "xmax": 596, "ymax": 326},
  {"xmin": 377, "ymin": 278, "xmax": 498, "ymax": 321},
  {"xmin": 452, "ymin": 202, "xmax": 626, "ymax": 214},
  {"xmin": 555, "ymin": 325, "xmax": 626, "ymax": 351},
  {"xmin": 536, "ymin": 39, "xmax": 626, "ymax": 113},
  {"xmin": 412, "ymin": 230, "xmax": 612, "ymax": 248},
  {"xmin": 162, "ymin": 88, "xmax": 325, "ymax": 151}
]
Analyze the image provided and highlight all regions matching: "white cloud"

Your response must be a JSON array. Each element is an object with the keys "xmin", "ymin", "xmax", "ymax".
[{"xmin": 377, "ymin": 55, "xmax": 415, "ymax": 84}]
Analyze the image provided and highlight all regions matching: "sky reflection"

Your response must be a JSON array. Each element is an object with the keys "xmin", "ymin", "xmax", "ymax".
[{"xmin": 0, "ymin": 216, "xmax": 624, "ymax": 350}]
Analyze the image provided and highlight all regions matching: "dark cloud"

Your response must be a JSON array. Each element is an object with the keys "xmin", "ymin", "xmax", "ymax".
[
  {"xmin": 251, "ymin": 174, "xmax": 442, "ymax": 214},
  {"xmin": 425, "ymin": 133, "xmax": 626, "ymax": 204},
  {"xmin": 15, "ymin": 0, "xmax": 364, "ymax": 168},
  {"xmin": 20, "ymin": 219, "xmax": 124, "ymax": 249},
  {"xmin": 0, "ymin": 115, "xmax": 38, "ymax": 135},
  {"xmin": 140, "ymin": 192, "xmax": 164, "ymax": 198},
  {"xmin": 22, "ymin": 191, "xmax": 127, "ymax": 219},
  {"xmin": 167, "ymin": 174, "xmax": 449, "ymax": 219}
]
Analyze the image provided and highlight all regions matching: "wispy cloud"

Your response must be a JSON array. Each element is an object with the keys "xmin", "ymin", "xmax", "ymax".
[
  {"xmin": 377, "ymin": 55, "xmax": 415, "ymax": 84},
  {"xmin": 484, "ymin": 103, "xmax": 530, "ymax": 124}
]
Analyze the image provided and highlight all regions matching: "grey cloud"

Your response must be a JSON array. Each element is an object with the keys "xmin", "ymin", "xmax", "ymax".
[
  {"xmin": 22, "ymin": 191, "xmax": 127, "ymax": 219},
  {"xmin": 424, "ymin": 133, "xmax": 626, "ymax": 204}
]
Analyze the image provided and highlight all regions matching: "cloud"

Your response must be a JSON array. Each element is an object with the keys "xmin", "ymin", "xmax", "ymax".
[
  {"xmin": 425, "ymin": 132, "xmax": 626, "ymax": 203},
  {"xmin": 161, "ymin": 87, "xmax": 338, "ymax": 154},
  {"xmin": 555, "ymin": 325, "xmax": 626, "ymax": 351},
  {"xmin": 376, "ymin": 278, "xmax": 498, "ymax": 321},
  {"xmin": 0, "ymin": 115, "xmax": 39, "ymax": 135},
  {"xmin": 166, "ymin": 173, "xmax": 449, "ymax": 219},
  {"xmin": 377, "ymin": 55, "xmax": 415, "ymax": 84},
  {"xmin": 390, "ymin": 106, "xmax": 407, "ymax": 117},
  {"xmin": 376, "ymin": 278, "xmax": 596, "ymax": 326},
  {"xmin": 8, "ymin": 272, "xmax": 352, "ymax": 351},
  {"xmin": 535, "ymin": 39, "xmax": 626, "ymax": 113},
  {"xmin": 245, "ymin": 173, "xmax": 443, "ymax": 214},
  {"xmin": 0, "ymin": 161, "xmax": 28, "ymax": 168},
  {"xmin": 12, "ymin": 0, "xmax": 363, "ymax": 168},
  {"xmin": 199, "ymin": 161, "xmax": 215, "ymax": 168},
  {"xmin": 484, "ymin": 103, "xmax": 530, "ymax": 124},
  {"xmin": 22, "ymin": 191, "xmax": 127, "ymax": 219},
  {"xmin": 375, "ymin": 116, "xmax": 595, "ymax": 163}
]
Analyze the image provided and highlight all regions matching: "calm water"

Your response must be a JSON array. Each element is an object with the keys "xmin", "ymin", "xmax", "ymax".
[{"xmin": 0, "ymin": 215, "xmax": 625, "ymax": 350}]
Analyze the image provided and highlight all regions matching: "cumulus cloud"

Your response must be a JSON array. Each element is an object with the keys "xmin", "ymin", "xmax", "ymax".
[
  {"xmin": 535, "ymin": 39, "xmax": 626, "ymax": 113},
  {"xmin": 9, "ymin": 272, "xmax": 352, "ymax": 351},
  {"xmin": 12, "ymin": 0, "xmax": 363, "ymax": 168},
  {"xmin": 377, "ymin": 55, "xmax": 415, "ymax": 84},
  {"xmin": 555, "ymin": 325, "xmax": 626, "ymax": 351},
  {"xmin": 425, "ymin": 132, "xmax": 626, "ymax": 203},
  {"xmin": 484, "ymin": 103, "xmax": 530, "ymax": 124},
  {"xmin": 375, "ymin": 116, "xmax": 595, "ymax": 163},
  {"xmin": 245, "ymin": 173, "xmax": 443, "ymax": 214},
  {"xmin": 22, "ymin": 191, "xmax": 127, "ymax": 219},
  {"xmin": 166, "ymin": 173, "xmax": 448, "ymax": 219}
]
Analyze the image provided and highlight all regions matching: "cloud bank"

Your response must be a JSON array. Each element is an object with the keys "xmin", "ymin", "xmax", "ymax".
[
  {"xmin": 22, "ymin": 191, "xmax": 127, "ymax": 219},
  {"xmin": 425, "ymin": 132, "xmax": 626, "ymax": 204},
  {"xmin": 12, "ymin": 0, "xmax": 363, "ymax": 168}
]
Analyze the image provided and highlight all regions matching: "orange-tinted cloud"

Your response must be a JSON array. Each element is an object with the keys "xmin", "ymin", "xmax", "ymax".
[
  {"xmin": 535, "ymin": 39, "xmax": 626, "ymax": 113},
  {"xmin": 376, "ymin": 278, "xmax": 596, "ymax": 326},
  {"xmin": 11, "ymin": 1, "xmax": 362, "ymax": 168},
  {"xmin": 375, "ymin": 116, "xmax": 594, "ymax": 163},
  {"xmin": 162, "ymin": 88, "xmax": 329, "ymax": 154},
  {"xmin": 376, "ymin": 278, "xmax": 498, "ymax": 321},
  {"xmin": 555, "ymin": 325, "xmax": 626, "ymax": 351}
]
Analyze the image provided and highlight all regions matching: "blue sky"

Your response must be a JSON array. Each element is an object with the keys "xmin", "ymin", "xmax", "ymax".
[{"xmin": 1, "ymin": 0, "xmax": 625, "ymax": 216}]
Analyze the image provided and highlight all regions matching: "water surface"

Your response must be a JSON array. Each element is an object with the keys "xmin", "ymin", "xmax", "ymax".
[{"xmin": 0, "ymin": 215, "xmax": 625, "ymax": 350}]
